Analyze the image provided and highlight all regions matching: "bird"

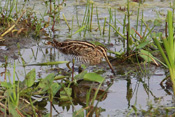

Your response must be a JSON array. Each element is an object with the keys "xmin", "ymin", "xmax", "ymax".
[{"xmin": 49, "ymin": 39, "xmax": 115, "ymax": 75}]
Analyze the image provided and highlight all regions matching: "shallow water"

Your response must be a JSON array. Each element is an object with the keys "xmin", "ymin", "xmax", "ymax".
[{"xmin": 0, "ymin": 0, "xmax": 175, "ymax": 116}]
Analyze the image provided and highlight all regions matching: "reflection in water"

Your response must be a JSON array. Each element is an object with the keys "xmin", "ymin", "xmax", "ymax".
[
  {"xmin": 50, "ymin": 80, "xmax": 112, "ymax": 116},
  {"xmin": 126, "ymin": 77, "xmax": 133, "ymax": 108},
  {"xmin": 160, "ymin": 70, "xmax": 172, "ymax": 95},
  {"xmin": 0, "ymin": 42, "xmax": 173, "ymax": 116}
]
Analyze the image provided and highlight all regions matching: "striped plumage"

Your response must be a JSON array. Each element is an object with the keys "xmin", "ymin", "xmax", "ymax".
[{"xmin": 51, "ymin": 39, "xmax": 115, "ymax": 75}]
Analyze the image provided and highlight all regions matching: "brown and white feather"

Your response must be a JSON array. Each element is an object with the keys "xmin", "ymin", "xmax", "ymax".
[{"xmin": 51, "ymin": 39, "xmax": 115, "ymax": 75}]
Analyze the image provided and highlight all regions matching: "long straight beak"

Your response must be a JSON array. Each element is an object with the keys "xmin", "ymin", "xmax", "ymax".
[{"xmin": 104, "ymin": 55, "xmax": 115, "ymax": 75}]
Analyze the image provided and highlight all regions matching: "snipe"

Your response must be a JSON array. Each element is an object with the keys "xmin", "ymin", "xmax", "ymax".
[{"xmin": 50, "ymin": 39, "xmax": 115, "ymax": 75}]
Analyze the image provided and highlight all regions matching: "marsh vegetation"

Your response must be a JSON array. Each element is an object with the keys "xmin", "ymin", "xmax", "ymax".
[{"xmin": 0, "ymin": 0, "xmax": 175, "ymax": 116}]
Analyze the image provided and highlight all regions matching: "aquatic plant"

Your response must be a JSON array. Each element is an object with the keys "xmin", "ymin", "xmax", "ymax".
[{"xmin": 152, "ymin": 10, "xmax": 175, "ymax": 95}]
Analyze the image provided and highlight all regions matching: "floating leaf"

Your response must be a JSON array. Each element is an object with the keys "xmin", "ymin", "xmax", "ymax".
[
  {"xmin": 27, "ymin": 61, "xmax": 68, "ymax": 66},
  {"xmin": 24, "ymin": 69, "xmax": 36, "ymax": 87},
  {"xmin": 83, "ymin": 73, "xmax": 105, "ymax": 83}
]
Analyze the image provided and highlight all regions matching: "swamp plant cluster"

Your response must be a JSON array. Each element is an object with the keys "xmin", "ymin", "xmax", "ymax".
[{"xmin": 0, "ymin": 0, "xmax": 175, "ymax": 116}]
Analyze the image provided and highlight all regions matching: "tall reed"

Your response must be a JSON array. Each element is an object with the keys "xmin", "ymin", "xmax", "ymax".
[{"xmin": 127, "ymin": 0, "xmax": 130, "ymax": 56}]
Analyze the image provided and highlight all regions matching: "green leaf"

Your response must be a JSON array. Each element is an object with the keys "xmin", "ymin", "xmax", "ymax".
[
  {"xmin": 4, "ymin": 89, "xmax": 18, "ymax": 109},
  {"xmin": 1, "ymin": 82, "xmax": 12, "ymax": 88},
  {"xmin": 153, "ymin": 37, "xmax": 170, "ymax": 67},
  {"xmin": 38, "ymin": 73, "xmax": 55, "ymax": 91},
  {"xmin": 51, "ymin": 83, "xmax": 61, "ymax": 96},
  {"xmin": 59, "ymin": 87, "xmax": 72, "ymax": 101},
  {"xmin": 4, "ymin": 89, "xmax": 15, "ymax": 101},
  {"xmin": 73, "ymin": 108, "xmax": 84, "ymax": 117},
  {"xmin": 54, "ymin": 75, "xmax": 67, "ymax": 80},
  {"xmin": 136, "ymin": 41, "xmax": 150, "ymax": 49},
  {"xmin": 8, "ymin": 103, "xmax": 20, "ymax": 117},
  {"xmin": 139, "ymin": 49, "xmax": 153, "ymax": 62},
  {"xmin": 83, "ymin": 72, "xmax": 105, "ymax": 83},
  {"xmin": 25, "ymin": 69, "xmax": 36, "ymax": 87},
  {"xmin": 74, "ymin": 70, "xmax": 87, "ymax": 80},
  {"xmin": 27, "ymin": 61, "xmax": 68, "ymax": 66}
]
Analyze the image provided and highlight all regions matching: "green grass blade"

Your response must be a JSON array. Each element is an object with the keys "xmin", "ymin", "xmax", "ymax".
[
  {"xmin": 96, "ymin": 7, "xmax": 101, "ymax": 35},
  {"xmin": 167, "ymin": 10, "xmax": 174, "ymax": 65},
  {"xmin": 26, "ymin": 61, "xmax": 68, "ymax": 66},
  {"xmin": 108, "ymin": 23, "xmax": 126, "ymax": 39},
  {"xmin": 174, "ymin": 41, "xmax": 175, "ymax": 64},
  {"xmin": 63, "ymin": 13, "xmax": 71, "ymax": 30},
  {"xmin": 167, "ymin": 10, "xmax": 174, "ymax": 52},
  {"xmin": 73, "ymin": 25, "xmax": 86, "ymax": 35},
  {"xmin": 162, "ymin": 37, "xmax": 173, "ymax": 67},
  {"xmin": 153, "ymin": 37, "xmax": 170, "ymax": 68}
]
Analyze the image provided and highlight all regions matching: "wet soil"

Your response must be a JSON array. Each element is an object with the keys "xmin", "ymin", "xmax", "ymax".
[{"xmin": 0, "ymin": 37, "xmax": 36, "ymax": 62}]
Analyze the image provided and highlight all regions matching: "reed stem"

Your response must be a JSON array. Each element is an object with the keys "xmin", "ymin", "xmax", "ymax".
[
  {"xmin": 135, "ymin": 0, "xmax": 141, "ymax": 38},
  {"xmin": 103, "ymin": 17, "xmax": 107, "ymax": 35},
  {"xmin": 140, "ymin": 10, "xmax": 143, "ymax": 35},
  {"xmin": 123, "ymin": 14, "xmax": 126, "ymax": 36},
  {"xmin": 71, "ymin": 16, "xmax": 74, "ymax": 36},
  {"xmin": 96, "ymin": 7, "xmax": 101, "ymax": 35},
  {"xmin": 90, "ymin": 3, "xmax": 93, "ymax": 32},
  {"xmin": 63, "ymin": 13, "xmax": 71, "ymax": 30},
  {"xmin": 108, "ymin": 8, "xmax": 112, "ymax": 41},
  {"xmin": 127, "ymin": 0, "xmax": 130, "ymax": 56}
]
